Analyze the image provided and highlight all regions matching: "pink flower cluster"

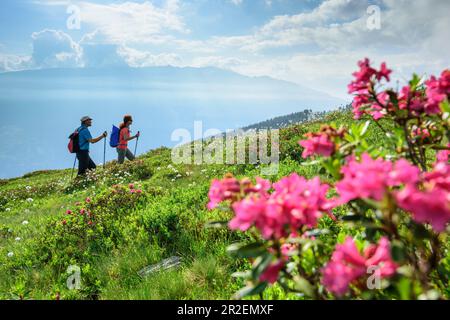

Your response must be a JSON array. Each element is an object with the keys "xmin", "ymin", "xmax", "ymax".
[
  {"xmin": 322, "ymin": 237, "xmax": 397, "ymax": 296},
  {"xmin": 425, "ymin": 70, "xmax": 450, "ymax": 114},
  {"xmin": 128, "ymin": 183, "xmax": 142, "ymax": 194},
  {"xmin": 397, "ymin": 85, "xmax": 428, "ymax": 116},
  {"xmin": 396, "ymin": 158, "xmax": 450, "ymax": 232},
  {"xmin": 207, "ymin": 174, "xmax": 270, "ymax": 210},
  {"xmin": 299, "ymin": 133, "xmax": 335, "ymax": 158},
  {"xmin": 348, "ymin": 58, "xmax": 391, "ymax": 95},
  {"xmin": 228, "ymin": 173, "xmax": 333, "ymax": 239},
  {"xmin": 259, "ymin": 260, "xmax": 285, "ymax": 284},
  {"xmin": 349, "ymin": 59, "xmax": 448, "ymax": 120},
  {"xmin": 336, "ymin": 153, "xmax": 420, "ymax": 204},
  {"xmin": 348, "ymin": 59, "xmax": 392, "ymax": 120},
  {"xmin": 335, "ymin": 152, "xmax": 449, "ymax": 232}
]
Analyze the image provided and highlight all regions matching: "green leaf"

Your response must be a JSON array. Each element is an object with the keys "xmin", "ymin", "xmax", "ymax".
[
  {"xmin": 301, "ymin": 160, "xmax": 321, "ymax": 166},
  {"xmin": 227, "ymin": 242, "xmax": 266, "ymax": 258},
  {"xmin": 360, "ymin": 120, "xmax": 371, "ymax": 137},
  {"xmin": 293, "ymin": 276, "xmax": 315, "ymax": 298},
  {"xmin": 231, "ymin": 271, "xmax": 252, "ymax": 279},
  {"xmin": 204, "ymin": 220, "xmax": 229, "ymax": 229},
  {"xmin": 341, "ymin": 213, "xmax": 372, "ymax": 222},
  {"xmin": 396, "ymin": 277, "xmax": 411, "ymax": 300},
  {"xmin": 391, "ymin": 241, "xmax": 406, "ymax": 263},
  {"xmin": 440, "ymin": 99, "xmax": 450, "ymax": 113},
  {"xmin": 409, "ymin": 73, "xmax": 421, "ymax": 91},
  {"xmin": 233, "ymin": 282, "xmax": 268, "ymax": 299},
  {"xmin": 252, "ymin": 253, "xmax": 274, "ymax": 280}
]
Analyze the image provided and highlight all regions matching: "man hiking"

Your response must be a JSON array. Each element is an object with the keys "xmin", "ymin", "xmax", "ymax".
[
  {"xmin": 76, "ymin": 116, "xmax": 107, "ymax": 175},
  {"xmin": 117, "ymin": 115, "xmax": 140, "ymax": 164}
]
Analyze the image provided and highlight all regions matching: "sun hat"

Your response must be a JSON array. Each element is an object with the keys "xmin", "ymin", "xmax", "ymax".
[{"xmin": 80, "ymin": 116, "xmax": 92, "ymax": 123}]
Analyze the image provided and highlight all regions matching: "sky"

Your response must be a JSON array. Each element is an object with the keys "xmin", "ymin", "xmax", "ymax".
[{"xmin": 0, "ymin": 0, "xmax": 449, "ymax": 99}]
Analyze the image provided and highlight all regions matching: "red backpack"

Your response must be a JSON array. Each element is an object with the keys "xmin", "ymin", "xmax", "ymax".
[{"xmin": 68, "ymin": 129, "xmax": 82, "ymax": 153}]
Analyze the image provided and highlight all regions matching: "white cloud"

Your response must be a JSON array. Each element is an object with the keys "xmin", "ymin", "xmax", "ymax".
[
  {"xmin": 191, "ymin": 56, "xmax": 247, "ymax": 69},
  {"xmin": 31, "ymin": 29, "xmax": 82, "ymax": 68},
  {"xmin": 77, "ymin": 0, "xmax": 188, "ymax": 45},
  {"xmin": 0, "ymin": 54, "xmax": 33, "ymax": 72},
  {"xmin": 117, "ymin": 46, "xmax": 182, "ymax": 67},
  {"xmin": 3, "ymin": 0, "xmax": 449, "ymax": 101},
  {"xmin": 230, "ymin": 0, "xmax": 243, "ymax": 5}
]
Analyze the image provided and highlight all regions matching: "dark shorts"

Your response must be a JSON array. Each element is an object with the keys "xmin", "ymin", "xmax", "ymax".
[{"xmin": 76, "ymin": 150, "xmax": 96, "ymax": 175}]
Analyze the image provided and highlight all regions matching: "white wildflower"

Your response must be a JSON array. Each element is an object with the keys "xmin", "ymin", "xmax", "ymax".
[
  {"xmin": 15, "ymin": 237, "xmax": 21, "ymax": 242},
  {"xmin": 26, "ymin": 198, "xmax": 33, "ymax": 203},
  {"xmin": 22, "ymin": 220, "xmax": 29, "ymax": 225},
  {"xmin": 7, "ymin": 252, "xmax": 14, "ymax": 258}
]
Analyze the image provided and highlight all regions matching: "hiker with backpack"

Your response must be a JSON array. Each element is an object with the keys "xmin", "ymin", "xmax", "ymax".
[
  {"xmin": 69, "ymin": 116, "xmax": 107, "ymax": 176},
  {"xmin": 112, "ymin": 115, "xmax": 140, "ymax": 164}
]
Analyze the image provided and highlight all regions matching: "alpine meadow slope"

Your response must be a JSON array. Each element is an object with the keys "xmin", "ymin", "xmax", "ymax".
[{"xmin": 0, "ymin": 60, "xmax": 449, "ymax": 300}]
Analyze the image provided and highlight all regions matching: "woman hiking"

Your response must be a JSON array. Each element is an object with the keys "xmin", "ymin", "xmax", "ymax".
[{"xmin": 117, "ymin": 115, "xmax": 140, "ymax": 164}]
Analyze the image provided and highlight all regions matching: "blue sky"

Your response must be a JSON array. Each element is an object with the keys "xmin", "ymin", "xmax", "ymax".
[{"xmin": 0, "ymin": 0, "xmax": 449, "ymax": 98}]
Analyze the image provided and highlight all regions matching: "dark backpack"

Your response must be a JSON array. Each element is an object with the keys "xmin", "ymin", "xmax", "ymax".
[{"xmin": 68, "ymin": 127, "xmax": 85, "ymax": 153}]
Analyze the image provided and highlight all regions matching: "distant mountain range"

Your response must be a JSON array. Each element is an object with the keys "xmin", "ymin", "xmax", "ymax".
[{"xmin": 0, "ymin": 66, "xmax": 344, "ymax": 106}]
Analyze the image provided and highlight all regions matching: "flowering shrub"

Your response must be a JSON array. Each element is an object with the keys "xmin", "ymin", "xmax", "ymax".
[
  {"xmin": 207, "ymin": 59, "xmax": 450, "ymax": 299},
  {"xmin": 38, "ymin": 183, "xmax": 147, "ymax": 269}
]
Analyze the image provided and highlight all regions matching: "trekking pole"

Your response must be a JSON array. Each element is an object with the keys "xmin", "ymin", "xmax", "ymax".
[
  {"xmin": 134, "ymin": 133, "xmax": 139, "ymax": 157},
  {"xmin": 71, "ymin": 155, "xmax": 77, "ymax": 180},
  {"xmin": 103, "ymin": 136, "xmax": 106, "ymax": 169}
]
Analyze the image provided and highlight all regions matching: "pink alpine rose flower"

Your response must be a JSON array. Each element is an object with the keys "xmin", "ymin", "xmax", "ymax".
[
  {"xmin": 398, "ymin": 85, "xmax": 426, "ymax": 115},
  {"xmin": 425, "ymin": 160, "xmax": 450, "ymax": 191},
  {"xmin": 229, "ymin": 197, "xmax": 266, "ymax": 232},
  {"xmin": 376, "ymin": 62, "xmax": 392, "ymax": 82},
  {"xmin": 396, "ymin": 185, "xmax": 450, "ymax": 232},
  {"xmin": 208, "ymin": 174, "xmax": 271, "ymax": 210},
  {"xmin": 299, "ymin": 133, "xmax": 335, "ymax": 158},
  {"xmin": 388, "ymin": 159, "xmax": 421, "ymax": 187},
  {"xmin": 229, "ymin": 174, "xmax": 333, "ymax": 240},
  {"xmin": 207, "ymin": 175, "xmax": 241, "ymax": 210},
  {"xmin": 322, "ymin": 237, "xmax": 397, "ymax": 296},
  {"xmin": 364, "ymin": 237, "xmax": 398, "ymax": 278},
  {"xmin": 336, "ymin": 153, "xmax": 393, "ymax": 204},
  {"xmin": 436, "ymin": 148, "xmax": 450, "ymax": 163},
  {"xmin": 336, "ymin": 154, "xmax": 420, "ymax": 205},
  {"xmin": 425, "ymin": 70, "xmax": 450, "ymax": 115},
  {"xmin": 259, "ymin": 260, "xmax": 285, "ymax": 284}
]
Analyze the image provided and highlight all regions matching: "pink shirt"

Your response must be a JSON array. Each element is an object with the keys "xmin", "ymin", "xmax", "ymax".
[{"xmin": 118, "ymin": 127, "xmax": 129, "ymax": 150}]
